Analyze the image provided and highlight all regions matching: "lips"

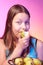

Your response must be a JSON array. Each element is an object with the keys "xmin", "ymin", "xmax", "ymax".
[{"xmin": 20, "ymin": 31, "xmax": 29, "ymax": 38}]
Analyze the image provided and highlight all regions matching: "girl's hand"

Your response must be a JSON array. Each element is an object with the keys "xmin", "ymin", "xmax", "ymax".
[{"xmin": 17, "ymin": 35, "xmax": 30, "ymax": 50}]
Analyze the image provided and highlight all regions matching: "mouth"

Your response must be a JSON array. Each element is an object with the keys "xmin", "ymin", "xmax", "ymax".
[{"xmin": 19, "ymin": 31, "xmax": 29, "ymax": 38}]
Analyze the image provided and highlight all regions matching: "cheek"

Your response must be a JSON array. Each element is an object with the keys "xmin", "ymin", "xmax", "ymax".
[
  {"xmin": 12, "ymin": 23, "xmax": 21, "ymax": 36},
  {"xmin": 26, "ymin": 25, "xmax": 30, "ymax": 31}
]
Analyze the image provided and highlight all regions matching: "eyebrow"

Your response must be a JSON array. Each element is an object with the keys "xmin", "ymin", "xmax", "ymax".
[
  {"xmin": 16, "ymin": 19, "xmax": 22, "ymax": 22},
  {"xmin": 16, "ymin": 18, "xmax": 30, "ymax": 23},
  {"xmin": 18, "ymin": 19, "xmax": 22, "ymax": 22}
]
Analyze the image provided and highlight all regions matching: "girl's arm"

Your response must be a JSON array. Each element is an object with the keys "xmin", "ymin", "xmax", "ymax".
[
  {"xmin": 2, "ymin": 43, "xmax": 23, "ymax": 65},
  {"xmin": 0, "ymin": 39, "xmax": 6, "ymax": 65},
  {"xmin": 36, "ymin": 40, "xmax": 43, "ymax": 61},
  {"xmin": 0, "ymin": 39, "xmax": 24, "ymax": 65},
  {"xmin": 1, "ymin": 35, "xmax": 29, "ymax": 65}
]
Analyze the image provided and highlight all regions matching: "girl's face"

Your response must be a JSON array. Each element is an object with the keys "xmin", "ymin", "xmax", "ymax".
[{"xmin": 12, "ymin": 13, "xmax": 30, "ymax": 38}]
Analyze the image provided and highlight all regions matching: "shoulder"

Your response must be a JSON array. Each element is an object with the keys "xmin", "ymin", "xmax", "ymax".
[
  {"xmin": 36, "ymin": 39, "xmax": 43, "ymax": 51},
  {"xmin": 36, "ymin": 39, "xmax": 43, "ymax": 53},
  {"xmin": 0, "ymin": 39, "xmax": 6, "ymax": 50},
  {"xmin": 0, "ymin": 39, "xmax": 6, "ymax": 65},
  {"xmin": 37, "ymin": 39, "xmax": 43, "ymax": 45},
  {"xmin": 36, "ymin": 39, "xmax": 43, "ymax": 60}
]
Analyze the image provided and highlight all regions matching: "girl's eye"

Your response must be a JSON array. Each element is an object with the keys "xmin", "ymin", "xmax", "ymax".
[
  {"xmin": 16, "ymin": 21, "xmax": 22, "ymax": 25},
  {"xmin": 25, "ymin": 21, "xmax": 29, "ymax": 25}
]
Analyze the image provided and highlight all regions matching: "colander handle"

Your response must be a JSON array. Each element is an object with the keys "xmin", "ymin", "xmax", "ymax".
[{"xmin": 8, "ymin": 60, "xmax": 14, "ymax": 65}]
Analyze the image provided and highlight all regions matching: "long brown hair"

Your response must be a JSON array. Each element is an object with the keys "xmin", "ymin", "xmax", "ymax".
[{"xmin": 2, "ymin": 4, "xmax": 30, "ymax": 56}]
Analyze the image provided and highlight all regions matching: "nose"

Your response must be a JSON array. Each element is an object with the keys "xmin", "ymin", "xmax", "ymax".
[
  {"xmin": 21, "ymin": 23, "xmax": 26, "ymax": 30},
  {"xmin": 21, "ymin": 22, "xmax": 30, "ymax": 31}
]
